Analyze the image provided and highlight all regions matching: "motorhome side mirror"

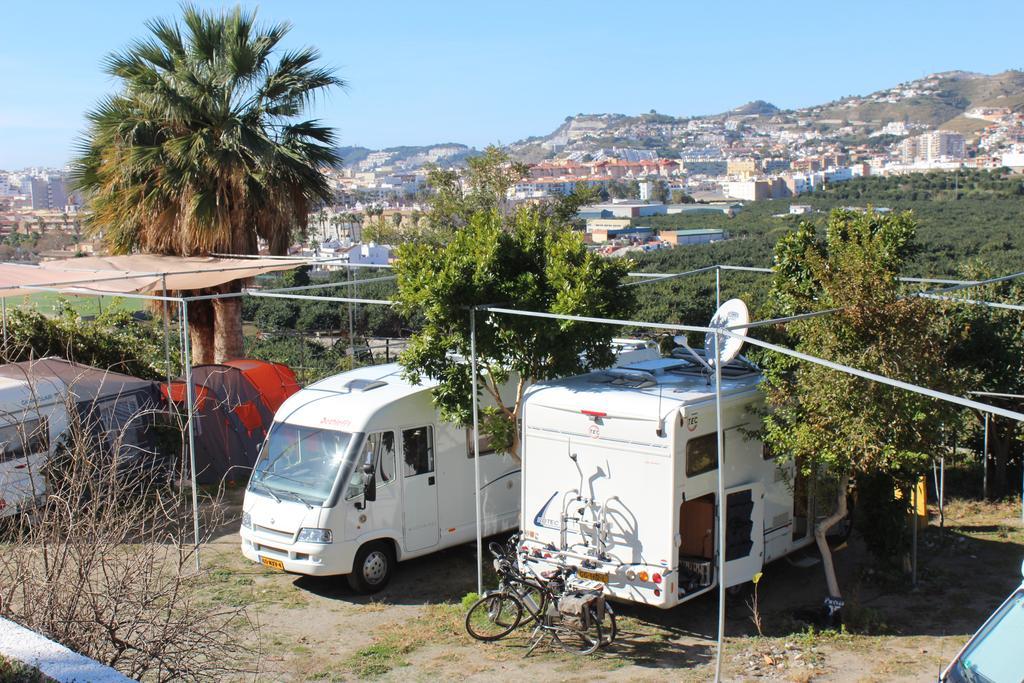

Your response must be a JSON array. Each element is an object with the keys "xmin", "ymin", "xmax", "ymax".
[{"xmin": 363, "ymin": 467, "xmax": 377, "ymax": 503}]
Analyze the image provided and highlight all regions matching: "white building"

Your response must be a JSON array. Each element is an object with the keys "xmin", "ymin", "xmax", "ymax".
[
  {"xmin": 1000, "ymin": 148, "xmax": 1024, "ymax": 172},
  {"xmin": 347, "ymin": 242, "xmax": 392, "ymax": 266}
]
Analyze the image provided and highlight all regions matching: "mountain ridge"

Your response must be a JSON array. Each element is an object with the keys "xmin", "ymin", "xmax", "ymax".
[{"xmin": 337, "ymin": 70, "xmax": 1024, "ymax": 166}]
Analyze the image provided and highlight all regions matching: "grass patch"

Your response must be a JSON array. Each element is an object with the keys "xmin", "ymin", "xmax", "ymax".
[
  {"xmin": 344, "ymin": 603, "xmax": 464, "ymax": 678},
  {"xmin": 12, "ymin": 292, "xmax": 145, "ymax": 316}
]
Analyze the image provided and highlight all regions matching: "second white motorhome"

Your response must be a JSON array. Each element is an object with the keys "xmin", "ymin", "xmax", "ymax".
[{"xmin": 517, "ymin": 350, "xmax": 846, "ymax": 609}]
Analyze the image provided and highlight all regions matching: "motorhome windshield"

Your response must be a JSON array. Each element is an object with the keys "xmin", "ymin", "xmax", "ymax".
[
  {"xmin": 250, "ymin": 423, "xmax": 354, "ymax": 506},
  {"xmin": 947, "ymin": 587, "xmax": 1024, "ymax": 683}
]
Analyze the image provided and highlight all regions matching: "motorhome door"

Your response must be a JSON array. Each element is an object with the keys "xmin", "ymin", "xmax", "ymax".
[
  {"xmin": 722, "ymin": 482, "xmax": 765, "ymax": 588},
  {"xmin": 401, "ymin": 425, "xmax": 439, "ymax": 552}
]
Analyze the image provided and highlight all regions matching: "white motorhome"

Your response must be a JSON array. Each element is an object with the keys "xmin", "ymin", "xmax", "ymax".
[
  {"xmin": 240, "ymin": 341, "xmax": 660, "ymax": 592},
  {"xmin": 518, "ymin": 351, "xmax": 841, "ymax": 609},
  {"xmin": 240, "ymin": 362, "xmax": 522, "ymax": 592}
]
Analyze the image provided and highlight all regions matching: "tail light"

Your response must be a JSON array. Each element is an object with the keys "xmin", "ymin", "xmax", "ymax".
[
  {"xmin": 638, "ymin": 570, "xmax": 649, "ymax": 582},
  {"xmin": 653, "ymin": 573, "xmax": 662, "ymax": 584}
]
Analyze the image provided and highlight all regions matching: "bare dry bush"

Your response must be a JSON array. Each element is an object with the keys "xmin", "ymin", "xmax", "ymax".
[{"xmin": 0, "ymin": 364, "xmax": 259, "ymax": 682}]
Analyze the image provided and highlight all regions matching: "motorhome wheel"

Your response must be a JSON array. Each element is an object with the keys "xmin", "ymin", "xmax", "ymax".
[{"xmin": 347, "ymin": 541, "xmax": 394, "ymax": 594}]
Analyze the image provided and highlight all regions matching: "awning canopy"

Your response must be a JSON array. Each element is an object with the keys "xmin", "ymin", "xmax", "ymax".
[{"xmin": 0, "ymin": 255, "xmax": 306, "ymax": 298}]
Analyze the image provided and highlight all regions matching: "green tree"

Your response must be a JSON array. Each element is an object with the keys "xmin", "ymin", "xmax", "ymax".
[
  {"xmin": 670, "ymin": 189, "xmax": 695, "ymax": 204},
  {"xmin": 71, "ymin": 5, "xmax": 342, "ymax": 364},
  {"xmin": 760, "ymin": 209, "xmax": 962, "ymax": 599},
  {"xmin": 395, "ymin": 208, "xmax": 636, "ymax": 460},
  {"xmin": 1, "ymin": 302, "xmax": 177, "ymax": 380},
  {"xmin": 649, "ymin": 178, "xmax": 669, "ymax": 204},
  {"xmin": 547, "ymin": 182, "xmax": 601, "ymax": 229},
  {"xmin": 423, "ymin": 146, "xmax": 529, "ymax": 236}
]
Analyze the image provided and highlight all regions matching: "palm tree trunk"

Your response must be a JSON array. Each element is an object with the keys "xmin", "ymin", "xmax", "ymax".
[
  {"xmin": 213, "ymin": 296, "xmax": 245, "ymax": 363},
  {"xmin": 188, "ymin": 299, "xmax": 215, "ymax": 365}
]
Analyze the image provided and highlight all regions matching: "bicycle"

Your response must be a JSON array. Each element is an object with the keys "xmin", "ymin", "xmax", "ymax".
[{"xmin": 465, "ymin": 538, "xmax": 616, "ymax": 654}]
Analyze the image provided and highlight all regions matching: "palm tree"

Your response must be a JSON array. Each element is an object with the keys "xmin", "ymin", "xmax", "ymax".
[{"xmin": 71, "ymin": 5, "xmax": 343, "ymax": 363}]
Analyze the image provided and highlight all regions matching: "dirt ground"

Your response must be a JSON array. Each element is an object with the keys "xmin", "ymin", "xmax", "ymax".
[{"xmin": 199, "ymin": 496, "xmax": 1024, "ymax": 682}]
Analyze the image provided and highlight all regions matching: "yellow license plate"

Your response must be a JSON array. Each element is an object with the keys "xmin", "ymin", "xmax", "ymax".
[
  {"xmin": 261, "ymin": 556, "xmax": 285, "ymax": 571},
  {"xmin": 577, "ymin": 569, "xmax": 609, "ymax": 583}
]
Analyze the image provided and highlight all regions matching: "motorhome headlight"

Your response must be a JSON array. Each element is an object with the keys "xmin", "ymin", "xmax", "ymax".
[
  {"xmin": 297, "ymin": 528, "xmax": 333, "ymax": 544},
  {"xmin": 241, "ymin": 512, "xmax": 252, "ymax": 529}
]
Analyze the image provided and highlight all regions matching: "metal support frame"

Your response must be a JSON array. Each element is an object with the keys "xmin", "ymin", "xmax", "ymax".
[
  {"xmin": 348, "ymin": 265, "xmax": 355, "ymax": 366},
  {"xmin": 983, "ymin": 413, "xmax": 990, "ymax": 500},
  {"xmin": 180, "ymin": 299, "xmax": 202, "ymax": 572},
  {"xmin": 3, "ymin": 256, "xmax": 1021, "ymax": 681},
  {"xmin": 480, "ymin": 263, "xmax": 1024, "ymax": 682},
  {"xmin": 161, "ymin": 274, "xmax": 172, "ymax": 388},
  {"xmin": 470, "ymin": 307, "xmax": 483, "ymax": 597},
  {"xmin": 712, "ymin": 268, "xmax": 726, "ymax": 683}
]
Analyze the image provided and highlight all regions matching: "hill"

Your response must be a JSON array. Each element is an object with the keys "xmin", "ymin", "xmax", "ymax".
[
  {"xmin": 334, "ymin": 70, "xmax": 1024, "ymax": 169},
  {"xmin": 729, "ymin": 100, "xmax": 779, "ymax": 116},
  {"xmin": 505, "ymin": 70, "xmax": 1024, "ymax": 161},
  {"xmin": 818, "ymin": 70, "xmax": 1024, "ymax": 128},
  {"xmin": 333, "ymin": 143, "xmax": 477, "ymax": 169}
]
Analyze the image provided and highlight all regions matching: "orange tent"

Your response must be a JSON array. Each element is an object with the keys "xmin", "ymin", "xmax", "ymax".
[
  {"xmin": 223, "ymin": 359, "xmax": 300, "ymax": 413},
  {"xmin": 162, "ymin": 359, "xmax": 300, "ymax": 484}
]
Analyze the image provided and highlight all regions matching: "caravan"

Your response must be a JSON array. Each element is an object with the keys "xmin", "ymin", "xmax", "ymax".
[
  {"xmin": 517, "ymin": 345, "xmax": 845, "ymax": 609},
  {"xmin": 239, "ymin": 340, "xmax": 660, "ymax": 592},
  {"xmin": 0, "ymin": 359, "xmax": 159, "ymax": 518}
]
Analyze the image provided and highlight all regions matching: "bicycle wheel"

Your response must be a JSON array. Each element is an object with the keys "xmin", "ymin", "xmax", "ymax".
[
  {"xmin": 554, "ymin": 620, "xmax": 602, "ymax": 655},
  {"xmin": 465, "ymin": 592, "xmax": 524, "ymax": 641}
]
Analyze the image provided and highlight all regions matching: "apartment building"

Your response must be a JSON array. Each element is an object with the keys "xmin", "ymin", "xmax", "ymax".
[{"xmin": 898, "ymin": 130, "xmax": 965, "ymax": 163}]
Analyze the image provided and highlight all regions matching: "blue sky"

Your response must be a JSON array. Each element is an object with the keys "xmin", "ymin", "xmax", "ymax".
[{"xmin": 2, "ymin": 0, "xmax": 1022, "ymax": 168}]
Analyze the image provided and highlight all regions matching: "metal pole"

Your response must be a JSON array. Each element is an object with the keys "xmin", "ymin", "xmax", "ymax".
[
  {"xmin": 940, "ymin": 454, "xmax": 945, "ymax": 531},
  {"xmin": 1, "ymin": 297, "xmax": 6, "ymax": 345},
  {"xmin": 180, "ymin": 299, "xmax": 202, "ymax": 572},
  {"xmin": 983, "ymin": 413, "xmax": 989, "ymax": 500},
  {"xmin": 348, "ymin": 265, "xmax": 355, "ymax": 368},
  {"xmin": 470, "ymin": 307, "xmax": 484, "ymax": 597},
  {"xmin": 713, "ymin": 329, "xmax": 726, "ymax": 683},
  {"xmin": 715, "ymin": 265, "xmax": 721, "ymax": 311},
  {"xmin": 354, "ymin": 268, "xmax": 360, "ymax": 363},
  {"xmin": 161, "ymin": 275, "xmax": 172, "ymax": 387}
]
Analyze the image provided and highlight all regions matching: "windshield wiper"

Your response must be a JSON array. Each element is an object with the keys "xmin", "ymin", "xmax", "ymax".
[
  {"xmin": 278, "ymin": 489, "xmax": 317, "ymax": 509},
  {"xmin": 251, "ymin": 480, "xmax": 281, "ymax": 503}
]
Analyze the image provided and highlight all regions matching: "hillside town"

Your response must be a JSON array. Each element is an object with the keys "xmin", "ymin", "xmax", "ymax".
[{"xmin": 4, "ymin": 91, "xmax": 1023, "ymax": 264}]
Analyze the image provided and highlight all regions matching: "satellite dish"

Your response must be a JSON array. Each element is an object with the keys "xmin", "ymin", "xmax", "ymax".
[{"xmin": 704, "ymin": 298, "xmax": 749, "ymax": 366}]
